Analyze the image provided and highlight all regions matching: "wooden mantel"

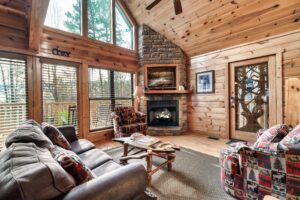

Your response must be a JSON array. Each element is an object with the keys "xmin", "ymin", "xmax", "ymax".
[{"xmin": 145, "ymin": 90, "xmax": 191, "ymax": 94}]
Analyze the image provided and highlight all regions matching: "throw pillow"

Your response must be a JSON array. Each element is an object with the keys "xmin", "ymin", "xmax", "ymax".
[
  {"xmin": 253, "ymin": 124, "xmax": 289, "ymax": 151},
  {"xmin": 42, "ymin": 123, "xmax": 72, "ymax": 150},
  {"xmin": 280, "ymin": 124, "xmax": 300, "ymax": 146},
  {"xmin": 50, "ymin": 145, "xmax": 95, "ymax": 185}
]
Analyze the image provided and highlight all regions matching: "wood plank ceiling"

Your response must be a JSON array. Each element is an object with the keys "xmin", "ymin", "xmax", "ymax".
[{"xmin": 123, "ymin": 0, "xmax": 300, "ymax": 56}]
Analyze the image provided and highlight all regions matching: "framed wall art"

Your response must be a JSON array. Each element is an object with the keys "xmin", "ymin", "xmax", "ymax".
[{"xmin": 196, "ymin": 70, "xmax": 215, "ymax": 93}]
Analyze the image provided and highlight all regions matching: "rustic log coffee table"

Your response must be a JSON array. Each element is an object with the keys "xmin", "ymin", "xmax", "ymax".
[{"xmin": 113, "ymin": 134, "xmax": 180, "ymax": 184}]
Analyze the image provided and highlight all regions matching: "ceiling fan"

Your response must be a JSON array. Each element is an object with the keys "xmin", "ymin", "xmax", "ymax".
[{"xmin": 146, "ymin": 0, "xmax": 182, "ymax": 15}]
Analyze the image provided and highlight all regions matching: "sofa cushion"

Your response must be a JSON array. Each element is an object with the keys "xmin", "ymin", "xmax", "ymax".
[
  {"xmin": 50, "ymin": 146, "xmax": 95, "ymax": 185},
  {"xmin": 253, "ymin": 124, "xmax": 289, "ymax": 149},
  {"xmin": 92, "ymin": 160, "xmax": 121, "ymax": 177},
  {"xmin": 5, "ymin": 120, "xmax": 53, "ymax": 149},
  {"xmin": 70, "ymin": 139, "xmax": 96, "ymax": 154},
  {"xmin": 78, "ymin": 148, "xmax": 112, "ymax": 170},
  {"xmin": 119, "ymin": 123, "xmax": 148, "ymax": 135},
  {"xmin": 0, "ymin": 143, "xmax": 75, "ymax": 200},
  {"xmin": 42, "ymin": 122, "xmax": 72, "ymax": 150}
]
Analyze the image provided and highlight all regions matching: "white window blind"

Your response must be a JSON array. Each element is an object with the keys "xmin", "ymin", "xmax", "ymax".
[
  {"xmin": 42, "ymin": 62, "xmax": 79, "ymax": 128},
  {"xmin": 0, "ymin": 57, "xmax": 27, "ymax": 149},
  {"xmin": 89, "ymin": 67, "xmax": 133, "ymax": 131}
]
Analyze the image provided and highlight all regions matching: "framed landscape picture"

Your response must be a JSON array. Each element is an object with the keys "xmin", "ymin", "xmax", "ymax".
[{"xmin": 196, "ymin": 70, "xmax": 215, "ymax": 93}]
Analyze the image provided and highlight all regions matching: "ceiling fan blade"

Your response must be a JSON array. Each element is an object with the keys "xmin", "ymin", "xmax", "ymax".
[
  {"xmin": 173, "ymin": 0, "xmax": 182, "ymax": 15},
  {"xmin": 146, "ymin": 0, "xmax": 162, "ymax": 10}
]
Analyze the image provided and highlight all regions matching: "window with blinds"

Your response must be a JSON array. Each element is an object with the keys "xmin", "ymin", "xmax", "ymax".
[
  {"xmin": 89, "ymin": 67, "xmax": 133, "ymax": 131},
  {"xmin": 42, "ymin": 62, "xmax": 79, "ymax": 128},
  {"xmin": 0, "ymin": 56, "xmax": 27, "ymax": 149}
]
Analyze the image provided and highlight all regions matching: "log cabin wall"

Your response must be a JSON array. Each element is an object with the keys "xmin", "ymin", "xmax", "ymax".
[
  {"xmin": 37, "ymin": 28, "xmax": 139, "ymax": 142},
  {"xmin": 0, "ymin": 3, "xmax": 139, "ymax": 143},
  {"xmin": 188, "ymin": 30, "xmax": 300, "ymax": 139},
  {"xmin": 39, "ymin": 27, "xmax": 138, "ymax": 73},
  {"xmin": 0, "ymin": 0, "xmax": 30, "ymax": 51}
]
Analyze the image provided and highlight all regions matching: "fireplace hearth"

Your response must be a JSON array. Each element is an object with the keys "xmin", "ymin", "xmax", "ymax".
[{"xmin": 147, "ymin": 100, "xmax": 179, "ymax": 127}]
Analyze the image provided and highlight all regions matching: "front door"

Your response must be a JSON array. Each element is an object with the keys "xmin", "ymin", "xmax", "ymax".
[{"xmin": 229, "ymin": 56, "xmax": 277, "ymax": 142}]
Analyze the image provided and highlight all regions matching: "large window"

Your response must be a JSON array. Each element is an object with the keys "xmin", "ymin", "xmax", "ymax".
[
  {"xmin": 42, "ymin": 62, "xmax": 79, "ymax": 127},
  {"xmin": 116, "ymin": 3, "xmax": 133, "ymax": 49},
  {"xmin": 45, "ymin": 0, "xmax": 82, "ymax": 35},
  {"xmin": 0, "ymin": 56, "xmax": 28, "ymax": 149},
  {"xmin": 88, "ymin": 0, "xmax": 112, "ymax": 43},
  {"xmin": 89, "ymin": 67, "xmax": 133, "ymax": 131},
  {"xmin": 44, "ymin": 0, "xmax": 135, "ymax": 49}
]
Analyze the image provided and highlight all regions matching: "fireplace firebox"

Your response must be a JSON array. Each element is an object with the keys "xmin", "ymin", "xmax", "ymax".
[{"xmin": 147, "ymin": 100, "xmax": 179, "ymax": 127}]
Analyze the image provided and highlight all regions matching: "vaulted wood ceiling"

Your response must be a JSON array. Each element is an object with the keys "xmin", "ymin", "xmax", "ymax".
[{"xmin": 123, "ymin": 0, "xmax": 300, "ymax": 56}]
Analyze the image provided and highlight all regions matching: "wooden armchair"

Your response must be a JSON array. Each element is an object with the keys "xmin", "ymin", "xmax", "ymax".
[{"xmin": 111, "ymin": 106, "xmax": 148, "ymax": 138}]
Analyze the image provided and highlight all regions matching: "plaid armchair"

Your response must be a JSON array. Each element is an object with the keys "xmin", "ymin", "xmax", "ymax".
[
  {"xmin": 220, "ymin": 124, "xmax": 300, "ymax": 200},
  {"xmin": 111, "ymin": 106, "xmax": 148, "ymax": 138}
]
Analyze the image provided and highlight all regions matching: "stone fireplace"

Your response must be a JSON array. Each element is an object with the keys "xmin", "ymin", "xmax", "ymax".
[
  {"xmin": 138, "ymin": 25, "xmax": 188, "ymax": 136},
  {"xmin": 147, "ymin": 100, "xmax": 179, "ymax": 127}
]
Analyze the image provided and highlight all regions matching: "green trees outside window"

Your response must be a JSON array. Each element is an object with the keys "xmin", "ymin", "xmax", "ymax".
[
  {"xmin": 44, "ymin": 0, "xmax": 134, "ymax": 49},
  {"xmin": 45, "ymin": 0, "xmax": 82, "ymax": 35},
  {"xmin": 116, "ymin": 3, "xmax": 133, "ymax": 49}
]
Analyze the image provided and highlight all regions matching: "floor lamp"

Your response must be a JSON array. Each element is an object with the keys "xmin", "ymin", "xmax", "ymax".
[{"xmin": 133, "ymin": 85, "xmax": 144, "ymax": 111}]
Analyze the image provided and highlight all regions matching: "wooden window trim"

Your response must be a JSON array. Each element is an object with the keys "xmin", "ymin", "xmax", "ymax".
[{"xmin": 40, "ymin": 59, "xmax": 82, "ymax": 137}]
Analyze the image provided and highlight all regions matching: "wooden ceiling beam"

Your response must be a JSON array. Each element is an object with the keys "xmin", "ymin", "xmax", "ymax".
[
  {"xmin": 28, "ymin": 0, "xmax": 50, "ymax": 52},
  {"xmin": 0, "ymin": 4, "xmax": 27, "ymax": 17}
]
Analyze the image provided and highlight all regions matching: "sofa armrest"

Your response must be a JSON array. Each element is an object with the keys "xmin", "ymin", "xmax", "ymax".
[
  {"xmin": 63, "ymin": 163, "xmax": 147, "ymax": 200},
  {"xmin": 57, "ymin": 126, "xmax": 78, "ymax": 143}
]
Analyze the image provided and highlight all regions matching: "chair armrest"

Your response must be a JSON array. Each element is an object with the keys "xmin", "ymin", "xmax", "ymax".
[
  {"xmin": 63, "ymin": 163, "xmax": 147, "ymax": 200},
  {"xmin": 57, "ymin": 125, "xmax": 78, "ymax": 143},
  {"xmin": 111, "ymin": 112, "xmax": 123, "ymax": 125},
  {"xmin": 136, "ymin": 112, "xmax": 146, "ymax": 123}
]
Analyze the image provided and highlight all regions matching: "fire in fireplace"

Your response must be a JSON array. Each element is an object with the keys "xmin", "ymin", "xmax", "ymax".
[{"xmin": 147, "ymin": 100, "xmax": 179, "ymax": 127}]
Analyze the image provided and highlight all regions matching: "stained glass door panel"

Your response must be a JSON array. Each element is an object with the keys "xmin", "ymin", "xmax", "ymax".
[
  {"xmin": 230, "ymin": 56, "xmax": 276, "ymax": 141},
  {"xmin": 235, "ymin": 62, "xmax": 269, "ymax": 132}
]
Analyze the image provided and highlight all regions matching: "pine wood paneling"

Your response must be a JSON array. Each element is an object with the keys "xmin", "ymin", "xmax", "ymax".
[
  {"xmin": 0, "ymin": 1, "xmax": 30, "ymax": 50},
  {"xmin": 39, "ymin": 28, "xmax": 138, "ymax": 73},
  {"xmin": 188, "ymin": 30, "xmax": 300, "ymax": 138},
  {"xmin": 124, "ymin": 0, "xmax": 300, "ymax": 56}
]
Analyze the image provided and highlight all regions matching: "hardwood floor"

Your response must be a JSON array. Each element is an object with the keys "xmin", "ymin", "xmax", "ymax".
[{"xmin": 95, "ymin": 132, "xmax": 230, "ymax": 158}]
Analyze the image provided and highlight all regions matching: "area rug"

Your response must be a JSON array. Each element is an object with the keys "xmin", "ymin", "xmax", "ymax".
[{"xmin": 105, "ymin": 147, "xmax": 235, "ymax": 200}]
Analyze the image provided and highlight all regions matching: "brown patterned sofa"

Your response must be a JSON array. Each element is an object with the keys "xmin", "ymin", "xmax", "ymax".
[{"xmin": 111, "ymin": 106, "xmax": 148, "ymax": 138}]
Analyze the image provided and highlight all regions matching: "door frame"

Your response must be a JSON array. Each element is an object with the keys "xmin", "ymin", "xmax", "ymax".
[
  {"xmin": 224, "ymin": 51, "xmax": 283, "ymax": 140},
  {"xmin": 229, "ymin": 56, "xmax": 276, "ymax": 141}
]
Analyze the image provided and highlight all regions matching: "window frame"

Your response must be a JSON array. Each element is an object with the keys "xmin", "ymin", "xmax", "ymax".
[
  {"xmin": 115, "ymin": 2, "xmax": 134, "ymax": 49},
  {"xmin": 44, "ymin": 0, "xmax": 83, "ymax": 36},
  {"xmin": 44, "ymin": 0, "xmax": 137, "ymax": 50},
  {"xmin": 88, "ymin": 66, "xmax": 134, "ymax": 132},
  {"xmin": 40, "ymin": 58, "xmax": 81, "ymax": 129},
  {"xmin": 0, "ymin": 52, "xmax": 31, "ymax": 149}
]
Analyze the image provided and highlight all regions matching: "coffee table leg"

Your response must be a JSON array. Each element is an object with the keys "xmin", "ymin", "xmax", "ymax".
[
  {"xmin": 167, "ymin": 155, "xmax": 174, "ymax": 171},
  {"xmin": 146, "ymin": 152, "xmax": 152, "ymax": 184},
  {"xmin": 122, "ymin": 143, "xmax": 129, "ymax": 164}
]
